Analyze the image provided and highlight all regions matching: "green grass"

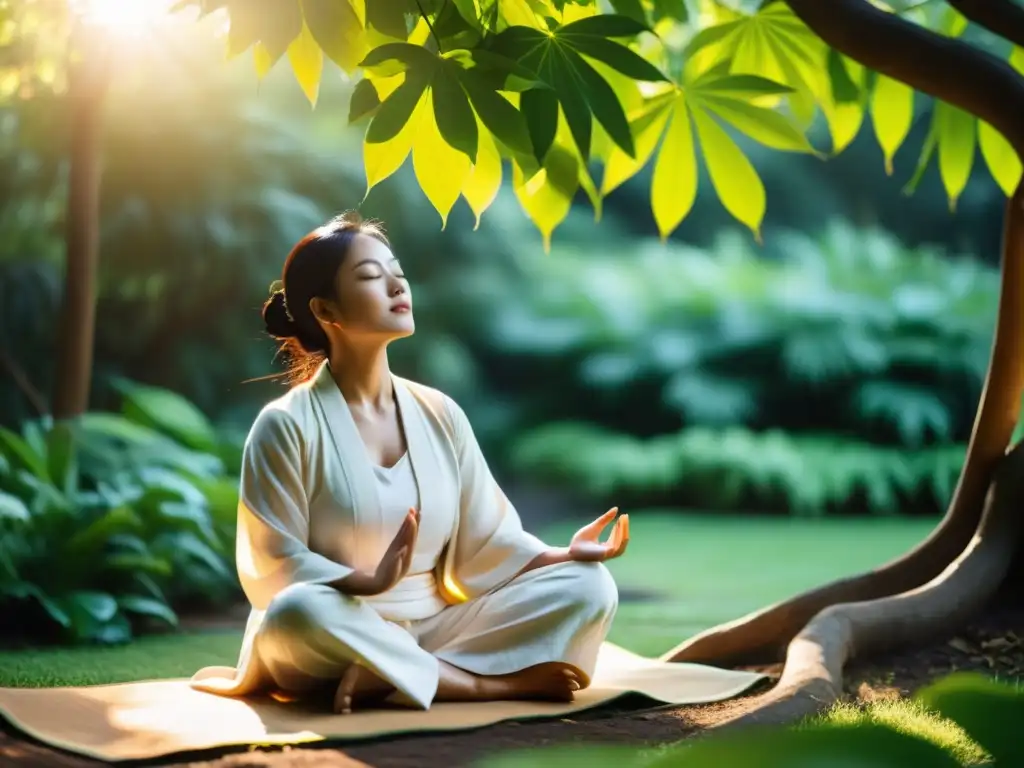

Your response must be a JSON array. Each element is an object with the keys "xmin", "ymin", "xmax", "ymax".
[
  {"xmin": 812, "ymin": 700, "xmax": 989, "ymax": 765},
  {"xmin": 554, "ymin": 512, "xmax": 937, "ymax": 657},
  {"xmin": 0, "ymin": 512, "xmax": 937, "ymax": 687}
]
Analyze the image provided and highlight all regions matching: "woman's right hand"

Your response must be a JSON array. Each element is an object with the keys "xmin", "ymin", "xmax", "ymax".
[{"xmin": 336, "ymin": 508, "xmax": 419, "ymax": 597}]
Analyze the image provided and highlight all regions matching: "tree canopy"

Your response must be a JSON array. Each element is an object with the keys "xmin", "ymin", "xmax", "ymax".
[{"xmin": 151, "ymin": 0, "xmax": 1024, "ymax": 249}]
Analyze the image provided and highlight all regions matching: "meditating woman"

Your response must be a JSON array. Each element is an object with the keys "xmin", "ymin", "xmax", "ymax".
[{"xmin": 190, "ymin": 212, "xmax": 630, "ymax": 714}]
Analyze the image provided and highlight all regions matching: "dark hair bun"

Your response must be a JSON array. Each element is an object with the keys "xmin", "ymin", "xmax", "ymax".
[{"xmin": 263, "ymin": 291, "xmax": 297, "ymax": 339}]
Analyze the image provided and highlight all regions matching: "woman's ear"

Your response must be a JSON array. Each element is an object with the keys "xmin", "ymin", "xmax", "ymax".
[{"xmin": 309, "ymin": 296, "xmax": 340, "ymax": 328}]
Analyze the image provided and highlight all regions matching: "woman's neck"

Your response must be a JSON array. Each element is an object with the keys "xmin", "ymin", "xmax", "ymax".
[{"xmin": 327, "ymin": 343, "xmax": 394, "ymax": 411}]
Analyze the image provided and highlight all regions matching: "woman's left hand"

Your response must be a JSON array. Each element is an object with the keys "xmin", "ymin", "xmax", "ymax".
[{"xmin": 568, "ymin": 507, "xmax": 629, "ymax": 562}]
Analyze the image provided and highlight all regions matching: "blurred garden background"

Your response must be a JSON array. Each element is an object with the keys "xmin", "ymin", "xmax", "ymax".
[{"xmin": 0, "ymin": 4, "xmax": 1017, "ymax": 663}]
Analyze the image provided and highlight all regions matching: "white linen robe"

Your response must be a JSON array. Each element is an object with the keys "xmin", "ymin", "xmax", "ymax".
[{"xmin": 190, "ymin": 362, "xmax": 618, "ymax": 709}]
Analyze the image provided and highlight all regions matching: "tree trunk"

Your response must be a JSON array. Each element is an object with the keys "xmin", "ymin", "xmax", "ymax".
[
  {"xmin": 664, "ymin": 0, "xmax": 1024, "ymax": 728},
  {"xmin": 52, "ymin": 29, "xmax": 109, "ymax": 422}
]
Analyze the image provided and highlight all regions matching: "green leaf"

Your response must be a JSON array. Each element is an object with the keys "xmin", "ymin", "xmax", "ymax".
[
  {"xmin": 288, "ymin": 21, "xmax": 324, "ymax": 105},
  {"xmin": 361, "ymin": 42, "xmax": 438, "ymax": 77},
  {"xmin": 871, "ymin": 74, "xmax": 914, "ymax": 175},
  {"xmin": 170, "ymin": 532, "xmax": 233, "ymax": 579},
  {"xmin": 541, "ymin": 52, "xmax": 593, "ymax": 159},
  {"xmin": 681, "ymin": 20, "xmax": 742, "ymax": 60},
  {"xmin": 699, "ymin": 95, "xmax": 818, "ymax": 154},
  {"xmin": 66, "ymin": 506, "xmax": 141, "ymax": 556},
  {"xmin": 64, "ymin": 590, "xmax": 119, "ymax": 624},
  {"xmin": 916, "ymin": 673, "xmax": 1024, "ymax": 766},
  {"xmin": 827, "ymin": 48, "xmax": 860, "ymax": 103},
  {"xmin": 118, "ymin": 595, "xmax": 179, "ymax": 627},
  {"xmin": 520, "ymin": 87, "xmax": 560, "ymax": 161},
  {"xmin": 693, "ymin": 70, "xmax": 795, "ymax": 97},
  {"xmin": 0, "ymin": 490, "xmax": 30, "ymax": 522},
  {"xmin": 903, "ymin": 119, "xmax": 937, "ymax": 196},
  {"xmin": 413, "ymin": 88, "xmax": 473, "ymax": 227},
  {"xmin": 651, "ymin": 97, "xmax": 697, "ymax": 238},
  {"xmin": 602, "ymin": 96, "xmax": 672, "ymax": 196},
  {"xmin": 564, "ymin": 48, "xmax": 634, "ymax": 156},
  {"xmin": 115, "ymin": 380, "xmax": 218, "ymax": 453},
  {"xmin": 462, "ymin": 117, "xmax": 504, "ymax": 228},
  {"xmin": 366, "ymin": 0, "xmax": 412, "ymax": 39},
  {"xmin": 567, "ymin": 36, "xmax": 668, "ymax": 82},
  {"xmin": 432, "ymin": 62, "xmax": 479, "ymax": 162},
  {"xmin": 349, "ymin": 78, "xmax": 381, "ymax": 123},
  {"xmin": 0, "ymin": 426, "xmax": 48, "ymax": 481},
  {"xmin": 489, "ymin": 19, "xmax": 649, "ymax": 159},
  {"xmin": 364, "ymin": 76, "xmax": 428, "ymax": 191},
  {"xmin": 652, "ymin": 0, "xmax": 687, "ymax": 23},
  {"xmin": 513, "ymin": 144, "xmax": 579, "ymax": 252},
  {"xmin": 457, "ymin": 68, "xmax": 534, "ymax": 157},
  {"xmin": 691, "ymin": 107, "xmax": 766, "ymax": 238},
  {"xmin": 107, "ymin": 553, "xmax": 174, "ymax": 577},
  {"xmin": 28, "ymin": 587, "xmax": 71, "ymax": 628},
  {"xmin": 978, "ymin": 121, "xmax": 1022, "ymax": 196},
  {"xmin": 934, "ymin": 101, "xmax": 975, "ymax": 210},
  {"xmin": 452, "ymin": 0, "xmax": 484, "ymax": 29},
  {"xmin": 558, "ymin": 13, "xmax": 649, "ymax": 38},
  {"xmin": 300, "ymin": 0, "xmax": 366, "ymax": 72},
  {"xmin": 609, "ymin": 0, "xmax": 646, "ymax": 25},
  {"xmin": 366, "ymin": 69, "xmax": 432, "ymax": 144}
]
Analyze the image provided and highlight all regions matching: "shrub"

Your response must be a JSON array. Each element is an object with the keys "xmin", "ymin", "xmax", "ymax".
[
  {"xmin": 509, "ymin": 423, "xmax": 965, "ymax": 516},
  {"xmin": 0, "ymin": 382, "xmax": 242, "ymax": 645}
]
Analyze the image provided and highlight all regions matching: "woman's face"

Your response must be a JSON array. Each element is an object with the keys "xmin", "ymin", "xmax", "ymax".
[{"xmin": 314, "ymin": 233, "xmax": 414, "ymax": 342}]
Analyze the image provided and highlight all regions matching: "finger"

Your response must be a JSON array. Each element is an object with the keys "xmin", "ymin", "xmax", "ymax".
[
  {"xmin": 588, "ymin": 507, "xmax": 619, "ymax": 536},
  {"xmin": 614, "ymin": 516, "xmax": 630, "ymax": 557},
  {"xmin": 606, "ymin": 518, "xmax": 623, "ymax": 550}
]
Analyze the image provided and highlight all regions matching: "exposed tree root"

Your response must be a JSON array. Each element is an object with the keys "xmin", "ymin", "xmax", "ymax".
[
  {"xmin": 663, "ymin": 181, "xmax": 1024, "ymax": 668},
  {"xmin": 707, "ymin": 440, "xmax": 1024, "ymax": 731}
]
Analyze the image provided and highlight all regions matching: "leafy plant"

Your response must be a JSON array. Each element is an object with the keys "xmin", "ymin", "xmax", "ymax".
[
  {"xmin": 0, "ymin": 382, "xmax": 241, "ymax": 645},
  {"xmin": 509, "ymin": 422, "xmax": 966, "ymax": 515},
  {"xmin": 435, "ymin": 222, "xmax": 997, "ymax": 511}
]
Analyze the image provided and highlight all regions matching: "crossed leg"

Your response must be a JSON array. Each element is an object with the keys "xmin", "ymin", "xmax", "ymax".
[
  {"xmin": 258, "ymin": 560, "xmax": 618, "ymax": 713},
  {"xmin": 339, "ymin": 560, "xmax": 619, "ymax": 710}
]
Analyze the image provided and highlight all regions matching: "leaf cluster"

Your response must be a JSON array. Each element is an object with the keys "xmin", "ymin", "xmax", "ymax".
[
  {"xmin": 188, "ymin": 0, "xmax": 1024, "ymax": 245},
  {"xmin": 0, "ymin": 380, "xmax": 242, "ymax": 645}
]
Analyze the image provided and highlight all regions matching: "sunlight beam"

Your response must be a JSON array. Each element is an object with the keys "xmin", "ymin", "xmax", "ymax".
[{"xmin": 72, "ymin": 0, "xmax": 175, "ymax": 37}]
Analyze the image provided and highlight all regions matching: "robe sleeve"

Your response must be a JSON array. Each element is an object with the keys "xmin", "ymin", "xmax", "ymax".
[
  {"xmin": 443, "ymin": 396, "xmax": 550, "ymax": 599},
  {"xmin": 235, "ymin": 406, "xmax": 355, "ymax": 611}
]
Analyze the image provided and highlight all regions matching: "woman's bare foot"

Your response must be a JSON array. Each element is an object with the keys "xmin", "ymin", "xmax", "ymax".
[
  {"xmin": 434, "ymin": 659, "xmax": 582, "ymax": 703},
  {"xmin": 333, "ymin": 663, "xmax": 396, "ymax": 714},
  {"xmin": 486, "ymin": 662, "xmax": 581, "ymax": 702}
]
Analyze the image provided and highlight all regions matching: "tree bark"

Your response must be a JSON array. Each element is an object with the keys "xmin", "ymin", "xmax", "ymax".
[
  {"xmin": 52, "ymin": 29, "xmax": 109, "ymax": 421},
  {"xmin": 663, "ymin": 0, "xmax": 1024, "ymax": 669}
]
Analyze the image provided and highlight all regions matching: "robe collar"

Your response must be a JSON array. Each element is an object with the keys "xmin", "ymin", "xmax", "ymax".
[{"xmin": 308, "ymin": 360, "xmax": 442, "ymax": 543}]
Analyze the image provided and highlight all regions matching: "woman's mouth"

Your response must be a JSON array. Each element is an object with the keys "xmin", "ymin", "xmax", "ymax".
[{"xmin": 391, "ymin": 302, "xmax": 411, "ymax": 313}]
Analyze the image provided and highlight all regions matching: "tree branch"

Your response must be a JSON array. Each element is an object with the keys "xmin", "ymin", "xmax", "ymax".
[
  {"xmin": 785, "ymin": 0, "xmax": 1024, "ymax": 155},
  {"xmin": 947, "ymin": 0, "xmax": 1024, "ymax": 50}
]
